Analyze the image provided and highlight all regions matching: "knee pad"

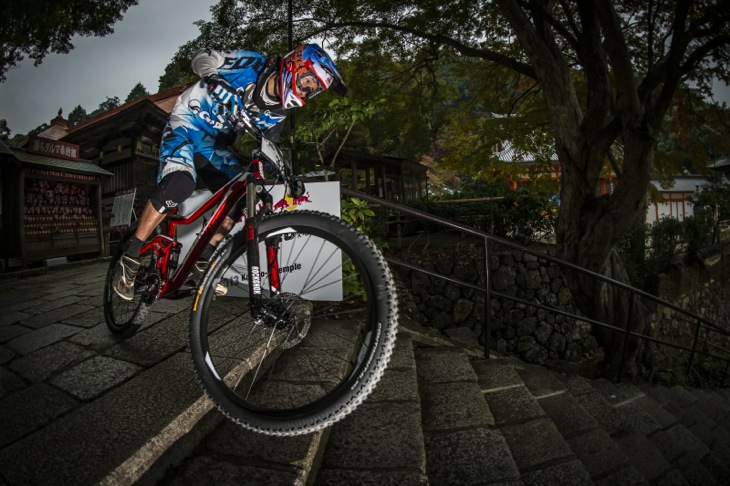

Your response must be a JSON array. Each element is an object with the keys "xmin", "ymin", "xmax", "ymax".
[{"xmin": 150, "ymin": 171, "xmax": 195, "ymax": 214}]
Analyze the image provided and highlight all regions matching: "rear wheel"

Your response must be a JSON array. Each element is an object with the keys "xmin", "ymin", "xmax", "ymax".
[
  {"xmin": 189, "ymin": 210, "xmax": 398, "ymax": 435},
  {"xmin": 103, "ymin": 224, "xmax": 161, "ymax": 338}
]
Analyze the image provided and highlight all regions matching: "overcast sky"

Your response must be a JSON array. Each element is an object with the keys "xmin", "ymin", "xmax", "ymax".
[
  {"xmin": 1, "ymin": 2, "xmax": 728, "ymax": 137},
  {"xmin": 0, "ymin": 0, "xmax": 218, "ymax": 136}
]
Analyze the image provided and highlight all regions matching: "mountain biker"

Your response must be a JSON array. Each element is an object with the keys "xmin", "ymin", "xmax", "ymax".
[{"xmin": 112, "ymin": 43, "xmax": 347, "ymax": 300}]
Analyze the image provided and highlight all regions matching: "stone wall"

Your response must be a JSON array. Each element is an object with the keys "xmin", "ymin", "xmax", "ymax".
[
  {"xmin": 392, "ymin": 242, "xmax": 730, "ymax": 378},
  {"xmin": 651, "ymin": 251, "xmax": 730, "ymax": 364},
  {"xmin": 392, "ymin": 245, "xmax": 601, "ymax": 367}
]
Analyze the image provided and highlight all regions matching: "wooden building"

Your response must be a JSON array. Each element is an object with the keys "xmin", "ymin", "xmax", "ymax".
[
  {"xmin": 646, "ymin": 175, "xmax": 709, "ymax": 224},
  {"xmin": 493, "ymin": 140, "xmax": 619, "ymax": 196},
  {"xmin": 0, "ymin": 138, "xmax": 112, "ymax": 268},
  {"xmin": 30, "ymin": 85, "xmax": 191, "ymax": 243},
  {"xmin": 60, "ymin": 85, "xmax": 190, "ymax": 214},
  {"xmin": 331, "ymin": 149, "xmax": 428, "ymax": 203}
]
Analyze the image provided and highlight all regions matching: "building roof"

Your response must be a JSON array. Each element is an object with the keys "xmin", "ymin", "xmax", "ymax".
[
  {"xmin": 708, "ymin": 155, "xmax": 730, "ymax": 172},
  {"xmin": 37, "ymin": 109, "xmax": 71, "ymax": 141},
  {"xmin": 20, "ymin": 84, "xmax": 192, "ymax": 146},
  {"xmin": 66, "ymin": 83, "xmax": 191, "ymax": 136},
  {"xmin": 492, "ymin": 140, "xmax": 559, "ymax": 163},
  {"xmin": 650, "ymin": 175, "xmax": 707, "ymax": 193},
  {"xmin": 0, "ymin": 139, "xmax": 113, "ymax": 177}
]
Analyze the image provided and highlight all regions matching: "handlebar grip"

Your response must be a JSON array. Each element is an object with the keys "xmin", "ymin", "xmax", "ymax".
[{"xmin": 225, "ymin": 110, "xmax": 261, "ymax": 134}]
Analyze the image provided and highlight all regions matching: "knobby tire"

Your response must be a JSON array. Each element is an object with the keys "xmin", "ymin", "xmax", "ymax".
[{"xmin": 188, "ymin": 210, "xmax": 399, "ymax": 435}]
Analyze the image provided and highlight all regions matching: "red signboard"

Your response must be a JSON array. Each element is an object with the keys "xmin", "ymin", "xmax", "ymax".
[{"xmin": 27, "ymin": 136, "xmax": 80, "ymax": 161}]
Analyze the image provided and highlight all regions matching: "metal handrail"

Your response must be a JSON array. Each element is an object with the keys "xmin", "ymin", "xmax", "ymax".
[{"xmin": 342, "ymin": 188, "xmax": 730, "ymax": 386}]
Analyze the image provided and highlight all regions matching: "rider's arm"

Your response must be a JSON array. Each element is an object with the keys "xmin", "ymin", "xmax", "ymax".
[
  {"xmin": 263, "ymin": 120, "xmax": 285, "ymax": 144},
  {"xmin": 191, "ymin": 48, "xmax": 226, "ymax": 79}
]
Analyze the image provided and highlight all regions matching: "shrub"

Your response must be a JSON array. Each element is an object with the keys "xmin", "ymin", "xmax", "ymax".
[{"xmin": 407, "ymin": 185, "xmax": 558, "ymax": 241}]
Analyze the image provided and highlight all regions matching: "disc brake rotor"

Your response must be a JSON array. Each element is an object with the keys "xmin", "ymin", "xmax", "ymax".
[{"xmin": 257, "ymin": 292, "xmax": 312, "ymax": 349}]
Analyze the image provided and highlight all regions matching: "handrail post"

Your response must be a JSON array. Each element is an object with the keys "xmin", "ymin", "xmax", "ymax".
[
  {"xmin": 483, "ymin": 236, "xmax": 491, "ymax": 359},
  {"xmin": 618, "ymin": 291, "xmax": 635, "ymax": 383},
  {"xmin": 687, "ymin": 318, "xmax": 703, "ymax": 381}
]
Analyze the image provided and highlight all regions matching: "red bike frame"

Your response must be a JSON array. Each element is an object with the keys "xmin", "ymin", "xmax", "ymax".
[{"xmin": 138, "ymin": 160, "xmax": 272, "ymax": 300}]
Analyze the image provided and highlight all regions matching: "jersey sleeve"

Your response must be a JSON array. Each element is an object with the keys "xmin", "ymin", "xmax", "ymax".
[
  {"xmin": 191, "ymin": 49, "xmax": 267, "ymax": 94},
  {"xmin": 263, "ymin": 118, "xmax": 285, "ymax": 144},
  {"xmin": 191, "ymin": 48, "xmax": 226, "ymax": 79}
]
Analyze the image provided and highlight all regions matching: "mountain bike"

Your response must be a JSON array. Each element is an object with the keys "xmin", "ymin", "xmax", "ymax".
[{"xmin": 102, "ymin": 112, "xmax": 399, "ymax": 435}]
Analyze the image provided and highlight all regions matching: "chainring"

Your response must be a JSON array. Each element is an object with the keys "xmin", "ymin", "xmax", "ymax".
[{"xmin": 137, "ymin": 269, "xmax": 162, "ymax": 305}]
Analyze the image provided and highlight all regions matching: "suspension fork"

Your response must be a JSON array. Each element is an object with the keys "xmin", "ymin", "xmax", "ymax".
[
  {"xmin": 245, "ymin": 173, "xmax": 264, "ymax": 317},
  {"xmin": 245, "ymin": 165, "xmax": 286, "ymax": 319}
]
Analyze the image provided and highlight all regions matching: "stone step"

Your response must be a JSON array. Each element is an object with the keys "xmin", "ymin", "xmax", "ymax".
[
  {"xmin": 155, "ymin": 332, "xmax": 425, "ymax": 485},
  {"xmin": 571, "ymin": 375, "xmax": 727, "ymax": 484},
  {"xmin": 156, "ymin": 322, "xmax": 412, "ymax": 485},
  {"xmin": 0, "ymin": 260, "xmax": 222, "ymax": 486},
  {"xmin": 416, "ymin": 348, "xmax": 521, "ymax": 484},
  {"xmin": 640, "ymin": 383, "xmax": 730, "ymax": 482},
  {"xmin": 315, "ymin": 334, "xmax": 427, "ymax": 484},
  {"xmin": 156, "ymin": 417, "xmax": 329, "ymax": 484},
  {"xmin": 511, "ymin": 363, "xmax": 699, "ymax": 483},
  {"xmin": 0, "ymin": 349, "xmax": 222, "ymax": 485},
  {"xmin": 693, "ymin": 388, "xmax": 730, "ymax": 424},
  {"xmin": 4, "ymin": 261, "xmax": 730, "ymax": 485},
  {"xmin": 473, "ymin": 357, "xmax": 595, "ymax": 485}
]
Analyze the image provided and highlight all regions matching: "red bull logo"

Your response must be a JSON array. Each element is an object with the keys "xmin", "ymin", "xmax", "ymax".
[{"xmin": 272, "ymin": 191, "xmax": 313, "ymax": 211}]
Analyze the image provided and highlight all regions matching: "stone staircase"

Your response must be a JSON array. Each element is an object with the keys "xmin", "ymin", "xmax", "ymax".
[
  {"xmin": 155, "ymin": 322, "xmax": 730, "ymax": 485},
  {"xmin": 1, "ymin": 262, "xmax": 729, "ymax": 485}
]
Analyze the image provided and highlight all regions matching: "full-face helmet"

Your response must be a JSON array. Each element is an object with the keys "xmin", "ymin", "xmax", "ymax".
[{"xmin": 279, "ymin": 43, "xmax": 347, "ymax": 109}]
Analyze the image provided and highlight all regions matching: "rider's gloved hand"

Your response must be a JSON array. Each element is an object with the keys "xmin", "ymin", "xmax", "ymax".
[
  {"xmin": 205, "ymin": 74, "xmax": 240, "ymax": 107},
  {"xmin": 228, "ymin": 98, "xmax": 245, "ymax": 118}
]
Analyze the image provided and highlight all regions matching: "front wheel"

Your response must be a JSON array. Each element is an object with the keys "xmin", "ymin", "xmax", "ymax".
[{"xmin": 189, "ymin": 210, "xmax": 399, "ymax": 435}]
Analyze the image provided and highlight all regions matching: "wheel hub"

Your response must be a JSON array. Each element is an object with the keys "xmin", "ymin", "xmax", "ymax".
[{"xmin": 256, "ymin": 293, "xmax": 312, "ymax": 349}]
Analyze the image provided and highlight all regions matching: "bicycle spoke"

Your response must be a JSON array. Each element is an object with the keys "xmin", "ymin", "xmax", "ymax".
[{"xmin": 189, "ymin": 211, "xmax": 398, "ymax": 434}]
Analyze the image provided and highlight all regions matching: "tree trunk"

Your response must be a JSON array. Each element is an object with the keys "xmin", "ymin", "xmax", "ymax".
[
  {"xmin": 555, "ymin": 135, "xmax": 655, "ymax": 380},
  {"xmin": 488, "ymin": 0, "xmax": 707, "ymax": 379},
  {"xmin": 565, "ymin": 250, "xmax": 651, "ymax": 380}
]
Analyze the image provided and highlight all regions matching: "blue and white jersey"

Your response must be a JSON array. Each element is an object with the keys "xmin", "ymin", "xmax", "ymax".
[
  {"xmin": 170, "ymin": 49, "xmax": 286, "ymax": 139},
  {"xmin": 158, "ymin": 49, "xmax": 287, "ymax": 183}
]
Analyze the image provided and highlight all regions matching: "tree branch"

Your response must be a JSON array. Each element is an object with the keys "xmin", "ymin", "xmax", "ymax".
[
  {"xmin": 496, "ymin": 0, "xmax": 584, "ymax": 151},
  {"xmin": 594, "ymin": 0, "xmax": 642, "ymax": 118},
  {"xmin": 309, "ymin": 19, "xmax": 537, "ymax": 78},
  {"xmin": 329, "ymin": 119, "xmax": 356, "ymax": 169},
  {"xmin": 576, "ymin": 1, "xmax": 612, "ymax": 134}
]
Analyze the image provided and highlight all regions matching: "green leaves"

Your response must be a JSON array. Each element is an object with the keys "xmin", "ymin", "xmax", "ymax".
[
  {"xmin": 125, "ymin": 82, "xmax": 150, "ymax": 104},
  {"xmin": 340, "ymin": 197, "xmax": 376, "ymax": 233},
  {"xmin": 297, "ymin": 97, "xmax": 380, "ymax": 175}
]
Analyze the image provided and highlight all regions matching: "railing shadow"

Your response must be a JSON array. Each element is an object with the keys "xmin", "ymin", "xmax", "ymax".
[{"xmin": 342, "ymin": 188, "xmax": 730, "ymax": 386}]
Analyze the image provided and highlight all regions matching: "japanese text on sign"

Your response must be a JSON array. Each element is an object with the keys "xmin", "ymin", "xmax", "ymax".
[{"xmin": 27, "ymin": 136, "xmax": 80, "ymax": 161}]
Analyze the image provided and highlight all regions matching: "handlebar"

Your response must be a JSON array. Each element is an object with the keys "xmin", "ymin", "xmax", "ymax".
[
  {"xmin": 225, "ymin": 110, "xmax": 306, "ymax": 199},
  {"xmin": 225, "ymin": 110, "xmax": 259, "ymax": 136}
]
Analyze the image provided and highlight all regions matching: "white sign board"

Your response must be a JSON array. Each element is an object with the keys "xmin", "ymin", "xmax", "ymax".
[
  {"xmin": 109, "ymin": 190, "xmax": 136, "ymax": 227},
  {"xmin": 177, "ymin": 181, "xmax": 342, "ymax": 300}
]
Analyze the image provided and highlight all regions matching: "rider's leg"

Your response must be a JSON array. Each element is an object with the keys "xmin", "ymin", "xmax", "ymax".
[
  {"xmin": 210, "ymin": 214, "xmax": 237, "ymax": 247},
  {"xmin": 123, "ymin": 171, "xmax": 196, "ymax": 258},
  {"xmin": 112, "ymin": 121, "xmax": 198, "ymax": 300},
  {"xmin": 184, "ymin": 149, "xmax": 243, "ymax": 290},
  {"xmin": 112, "ymin": 171, "xmax": 196, "ymax": 300}
]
